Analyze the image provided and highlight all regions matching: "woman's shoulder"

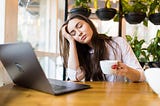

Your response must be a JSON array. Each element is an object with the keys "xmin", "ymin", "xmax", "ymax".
[
  {"xmin": 111, "ymin": 36, "xmax": 128, "ymax": 45},
  {"xmin": 111, "ymin": 36, "xmax": 126, "ymax": 42},
  {"xmin": 104, "ymin": 36, "xmax": 129, "ymax": 48}
]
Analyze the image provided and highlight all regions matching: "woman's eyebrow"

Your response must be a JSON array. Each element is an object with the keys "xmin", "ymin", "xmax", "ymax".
[
  {"xmin": 68, "ymin": 21, "xmax": 80, "ymax": 34},
  {"xmin": 69, "ymin": 30, "xmax": 74, "ymax": 35},
  {"xmin": 75, "ymin": 22, "xmax": 81, "ymax": 27}
]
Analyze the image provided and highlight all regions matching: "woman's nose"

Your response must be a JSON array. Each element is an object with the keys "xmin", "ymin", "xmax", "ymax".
[{"xmin": 76, "ymin": 30, "xmax": 82, "ymax": 36}]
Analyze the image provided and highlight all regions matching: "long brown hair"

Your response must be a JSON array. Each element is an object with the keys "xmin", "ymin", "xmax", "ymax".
[{"xmin": 59, "ymin": 14, "xmax": 116, "ymax": 81}]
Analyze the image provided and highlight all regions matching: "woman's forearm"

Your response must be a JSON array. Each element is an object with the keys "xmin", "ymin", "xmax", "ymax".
[
  {"xmin": 67, "ymin": 41, "xmax": 85, "ymax": 81},
  {"xmin": 68, "ymin": 41, "xmax": 80, "ymax": 71},
  {"xmin": 126, "ymin": 66, "xmax": 142, "ymax": 82},
  {"xmin": 115, "ymin": 62, "xmax": 144, "ymax": 82}
]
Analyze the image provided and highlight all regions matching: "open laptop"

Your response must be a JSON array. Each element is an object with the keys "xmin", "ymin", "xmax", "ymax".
[{"xmin": 0, "ymin": 42, "xmax": 90, "ymax": 95}]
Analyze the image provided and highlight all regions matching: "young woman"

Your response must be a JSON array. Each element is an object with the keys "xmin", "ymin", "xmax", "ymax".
[{"xmin": 59, "ymin": 14, "xmax": 145, "ymax": 82}]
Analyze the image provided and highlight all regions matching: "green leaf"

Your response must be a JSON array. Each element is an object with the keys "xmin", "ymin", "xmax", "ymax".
[
  {"xmin": 126, "ymin": 35, "xmax": 133, "ymax": 42},
  {"xmin": 143, "ymin": 18, "xmax": 148, "ymax": 27},
  {"xmin": 113, "ymin": 14, "xmax": 119, "ymax": 22}
]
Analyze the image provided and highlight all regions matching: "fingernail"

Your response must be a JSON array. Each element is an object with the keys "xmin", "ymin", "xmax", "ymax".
[{"xmin": 112, "ymin": 64, "xmax": 118, "ymax": 69}]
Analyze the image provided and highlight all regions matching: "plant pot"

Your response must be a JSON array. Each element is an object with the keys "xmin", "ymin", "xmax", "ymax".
[
  {"xmin": 149, "ymin": 13, "xmax": 160, "ymax": 25},
  {"xmin": 124, "ymin": 12, "xmax": 146, "ymax": 24},
  {"xmin": 96, "ymin": 8, "xmax": 117, "ymax": 21},
  {"xmin": 140, "ymin": 62, "xmax": 160, "ymax": 68},
  {"xmin": 70, "ymin": 7, "xmax": 91, "ymax": 17}
]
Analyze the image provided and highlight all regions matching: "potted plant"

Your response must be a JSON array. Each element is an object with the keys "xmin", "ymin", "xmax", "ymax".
[
  {"xmin": 143, "ymin": 29, "xmax": 160, "ymax": 68},
  {"xmin": 126, "ymin": 29, "xmax": 160, "ymax": 68},
  {"xmin": 70, "ymin": 0, "xmax": 92, "ymax": 17},
  {"xmin": 126, "ymin": 34, "xmax": 148, "ymax": 63},
  {"xmin": 121, "ymin": 0, "xmax": 148, "ymax": 25},
  {"xmin": 148, "ymin": 0, "xmax": 160, "ymax": 25},
  {"xmin": 147, "ymin": 29, "xmax": 160, "ymax": 62},
  {"xmin": 95, "ymin": 0, "xmax": 117, "ymax": 21}
]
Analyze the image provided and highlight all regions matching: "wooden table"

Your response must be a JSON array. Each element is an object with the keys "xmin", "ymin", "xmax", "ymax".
[{"xmin": 0, "ymin": 82, "xmax": 160, "ymax": 106}]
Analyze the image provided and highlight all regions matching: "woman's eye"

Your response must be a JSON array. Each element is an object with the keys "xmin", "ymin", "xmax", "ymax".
[
  {"xmin": 77, "ymin": 23, "xmax": 82, "ymax": 28},
  {"xmin": 70, "ymin": 31, "xmax": 76, "ymax": 36}
]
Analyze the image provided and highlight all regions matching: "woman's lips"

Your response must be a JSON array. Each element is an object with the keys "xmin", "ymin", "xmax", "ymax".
[{"xmin": 81, "ymin": 35, "xmax": 87, "ymax": 40}]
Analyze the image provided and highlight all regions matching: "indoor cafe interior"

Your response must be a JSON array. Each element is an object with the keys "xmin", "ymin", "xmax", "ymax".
[{"xmin": 0, "ymin": 0, "xmax": 160, "ymax": 105}]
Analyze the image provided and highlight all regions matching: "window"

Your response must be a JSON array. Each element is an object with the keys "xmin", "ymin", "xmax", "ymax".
[
  {"xmin": 0, "ymin": 0, "xmax": 65, "ymax": 80},
  {"xmin": 17, "ymin": 0, "xmax": 65, "ymax": 80}
]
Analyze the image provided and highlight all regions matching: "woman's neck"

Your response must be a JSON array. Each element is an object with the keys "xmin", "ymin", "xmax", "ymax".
[{"xmin": 87, "ymin": 42, "xmax": 93, "ymax": 48}]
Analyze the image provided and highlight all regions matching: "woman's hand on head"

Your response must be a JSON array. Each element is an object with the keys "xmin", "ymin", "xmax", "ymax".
[{"xmin": 62, "ymin": 25, "xmax": 75, "ymax": 43}]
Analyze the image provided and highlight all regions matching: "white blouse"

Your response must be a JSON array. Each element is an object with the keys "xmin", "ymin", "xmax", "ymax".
[{"xmin": 67, "ymin": 37, "xmax": 145, "ymax": 82}]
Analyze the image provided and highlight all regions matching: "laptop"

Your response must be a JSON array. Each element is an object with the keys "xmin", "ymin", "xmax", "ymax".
[{"xmin": 0, "ymin": 42, "xmax": 90, "ymax": 95}]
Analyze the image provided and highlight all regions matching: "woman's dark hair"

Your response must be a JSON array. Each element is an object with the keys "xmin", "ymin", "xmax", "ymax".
[{"xmin": 59, "ymin": 14, "xmax": 116, "ymax": 81}]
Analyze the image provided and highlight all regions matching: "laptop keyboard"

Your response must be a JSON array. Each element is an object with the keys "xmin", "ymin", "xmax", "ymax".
[
  {"xmin": 48, "ymin": 79, "xmax": 70, "ymax": 91},
  {"xmin": 50, "ymin": 84, "xmax": 67, "ymax": 91}
]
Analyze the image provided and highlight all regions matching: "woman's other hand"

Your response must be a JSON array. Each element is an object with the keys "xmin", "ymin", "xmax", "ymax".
[
  {"xmin": 112, "ymin": 62, "xmax": 128, "ymax": 76},
  {"xmin": 112, "ymin": 61, "xmax": 141, "ymax": 82}
]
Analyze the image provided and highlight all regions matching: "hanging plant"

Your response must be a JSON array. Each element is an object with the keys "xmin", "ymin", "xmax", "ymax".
[
  {"xmin": 95, "ymin": 0, "xmax": 117, "ymax": 21},
  {"xmin": 121, "ymin": 0, "xmax": 148, "ymax": 25},
  {"xmin": 148, "ymin": 0, "xmax": 160, "ymax": 25},
  {"xmin": 70, "ymin": 0, "xmax": 92, "ymax": 17}
]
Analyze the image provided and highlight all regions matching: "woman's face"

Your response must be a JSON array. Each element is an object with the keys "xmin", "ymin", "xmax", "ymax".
[{"xmin": 67, "ymin": 18, "xmax": 93, "ymax": 44}]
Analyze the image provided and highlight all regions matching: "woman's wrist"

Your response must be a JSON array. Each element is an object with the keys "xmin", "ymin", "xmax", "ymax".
[
  {"xmin": 69, "ymin": 40, "xmax": 76, "ymax": 46},
  {"xmin": 125, "ymin": 66, "xmax": 141, "ymax": 82},
  {"xmin": 75, "ymin": 66, "xmax": 85, "ymax": 81}
]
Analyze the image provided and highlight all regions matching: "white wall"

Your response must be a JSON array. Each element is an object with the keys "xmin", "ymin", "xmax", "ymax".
[{"xmin": 0, "ymin": 0, "xmax": 5, "ymax": 44}]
